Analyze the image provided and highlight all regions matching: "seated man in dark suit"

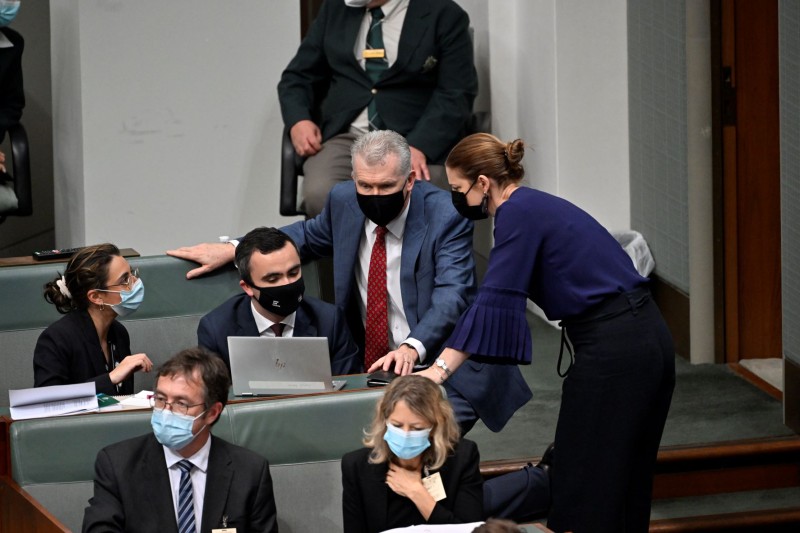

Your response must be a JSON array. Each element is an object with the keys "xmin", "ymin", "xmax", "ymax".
[
  {"xmin": 82, "ymin": 348, "xmax": 278, "ymax": 533},
  {"xmin": 278, "ymin": 0, "xmax": 478, "ymax": 216},
  {"xmin": 198, "ymin": 226, "xmax": 361, "ymax": 375}
]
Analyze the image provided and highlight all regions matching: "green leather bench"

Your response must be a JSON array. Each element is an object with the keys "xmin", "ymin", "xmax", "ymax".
[
  {"xmin": 0, "ymin": 255, "xmax": 320, "ymax": 405},
  {"xmin": 9, "ymin": 383, "xmax": 382, "ymax": 532}
]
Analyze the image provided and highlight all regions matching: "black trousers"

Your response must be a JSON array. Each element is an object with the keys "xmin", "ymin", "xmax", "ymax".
[{"xmin": 547, "ymin": 288, "xmax": 675, "ymax": 533}]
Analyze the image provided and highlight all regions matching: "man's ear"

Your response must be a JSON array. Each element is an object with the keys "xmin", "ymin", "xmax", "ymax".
[
  {"xmin": 204, "ymin": 402, "xmax": 224, "ymax": 425},
  {"xmin": 240, "ymin": 280, "xmax": 255, "ymax": 298}
]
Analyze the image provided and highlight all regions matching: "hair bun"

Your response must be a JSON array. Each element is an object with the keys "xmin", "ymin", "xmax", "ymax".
[{"xmin": 505, "ymin": 139, "xmax": 525, "ymax": 164}]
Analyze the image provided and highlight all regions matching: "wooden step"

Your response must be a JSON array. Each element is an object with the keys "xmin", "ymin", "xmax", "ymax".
[
  {"xmin": 481, "ymin": 436, "xmax": 800, "ymax": 532},
  {"xmin": 649, "ymin": 505, "xmax": 800, "ymax": 532}
]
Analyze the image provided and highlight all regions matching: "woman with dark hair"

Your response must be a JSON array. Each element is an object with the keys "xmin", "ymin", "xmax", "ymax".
[
  {"xmin": 34, "ymin": 243, "xmax": 153, "ymax": 395},
  {"xmin": 371, "ymin": 133, "xmax": 675, "ymax": 532},
  {"xmin": 341, "ymin": 375, "xmax": 483, "ymax": 532}
]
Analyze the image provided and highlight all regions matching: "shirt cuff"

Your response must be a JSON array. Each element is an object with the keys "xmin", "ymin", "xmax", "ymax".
[{"xmin": 402, "ymin": 338, "xmax": 427, "ymax": 363}]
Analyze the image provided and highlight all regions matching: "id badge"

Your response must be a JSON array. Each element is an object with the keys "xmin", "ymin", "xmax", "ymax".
[
  {"xmin": 422, "ymin": 472, "xmax": 446, "ymax": 501},
  {"xmin": 212, "ymin": 529, "xmax": 236, "ymax": 533},
  {"xmin": 363, "ymin": 48, "xmax": 386, "ymax": 59}
]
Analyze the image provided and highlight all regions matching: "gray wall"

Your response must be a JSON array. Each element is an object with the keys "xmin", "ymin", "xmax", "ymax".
[
  {"xmin": 628, "ymin": 0, "xmax": 690, "ymax": 293},
  {"xmin": 780, "ymin": 0, "xmax": 800, "ymax": 368}
]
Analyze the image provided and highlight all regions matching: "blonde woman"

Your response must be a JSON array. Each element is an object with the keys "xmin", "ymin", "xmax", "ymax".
[{"xmin": 341, "ymin": 375, "xmax": 483, "ymax": 532}]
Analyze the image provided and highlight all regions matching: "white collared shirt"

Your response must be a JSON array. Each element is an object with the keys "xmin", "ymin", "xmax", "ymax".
[
  {"xmin": 355, "ymin": 199, "xmax": 427, "ymax": 362},
  {"xmin": 163, "ymin": 435, "xmax": 212, "ymax": 530},
  {"xmin": 250, "ymin": 300, "xmax": 296, "ymax": 338},
  {"xmin": 349, "ymin": 0, "xmax": 410, "ymax": 135}
]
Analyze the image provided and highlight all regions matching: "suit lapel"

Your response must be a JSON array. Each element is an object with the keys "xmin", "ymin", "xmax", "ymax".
[
  {"xmin": 294, "ymin": 302, "xmax": 317, "ymax": 337},
  {"xmin": 234, "ymin": 296, "xmax": 260, "ymax": 337},
  {"xmin": 141, "ymin": 435, "xmax": 180, "ymax": 532},
  {"xmin": 335, "ymin": 192, "xmax": 367, "ymax": 308},
  {"xmin": 77, "ymin": 311, "xmax": 109, "ymax": 377},
  {"xmin": 201, "ymin": 436, "xmax": 233, "ymax": 531},
  {"xmin": 385, "ymin": 0, "xmax": 432, "ymax": 81},
  {"xmin": 369, "ymin": 461, "xmax": 391, "ymax": 528},
  {"xmin": 400, "ymin": 189, "xmax": 426, "ymax": 327}
]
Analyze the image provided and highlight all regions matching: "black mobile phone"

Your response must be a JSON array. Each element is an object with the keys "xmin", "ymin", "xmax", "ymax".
[{"xmin": 366, "ymin": 369, "xmax": 400, "ymax": 387}]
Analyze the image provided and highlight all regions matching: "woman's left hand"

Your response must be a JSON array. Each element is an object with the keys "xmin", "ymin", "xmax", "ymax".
[{"xmin": 385, "ymin": 463, "xmax": 425, "ymax": 499}]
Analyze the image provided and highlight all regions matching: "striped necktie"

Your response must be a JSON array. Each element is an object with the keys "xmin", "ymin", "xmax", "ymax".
[
  {"xmin": 365, "ymin": 7, "xmax": 387, "ymax": 130},
  {"xmin": 176, "ymin": 459, "xmax": 196, "ymax": 533}
]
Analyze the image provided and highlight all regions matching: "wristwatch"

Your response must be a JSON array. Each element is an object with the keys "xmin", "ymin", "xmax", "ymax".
[{"xmin": 435, "ymin": 358, "xmax": 452, "ymax": 377}]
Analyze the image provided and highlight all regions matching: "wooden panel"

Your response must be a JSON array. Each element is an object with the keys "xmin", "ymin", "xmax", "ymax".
[
  {"xmin": 786, "ymin": 358, "xmax": 800, "ymax": 434},
  {"xmin": 0, "ymin": 476, "xmax": 69, "ymax": 533},
  {"xmin": 650, "ymin": 507, "xmax": 800, "ymax": 532},
  {"xmin": 652, "ymin": 462, "xmax": 800, "ymax": 499},
  {"xmin": 721, "ymin": 0, "xmax": 739, "ymax": 363},
  {"xmin": 732, "ymin": 0, "xmax": 782, "ymax": 359},
  {"xmin": 0, "ymin": 418, "xmax": 7, "ymax": 477}
]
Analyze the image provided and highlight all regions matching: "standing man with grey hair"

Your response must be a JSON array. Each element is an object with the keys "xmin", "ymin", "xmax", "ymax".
[{"xmin": 168, "ymin": 130, "xmax": 532, "ymax": 435}]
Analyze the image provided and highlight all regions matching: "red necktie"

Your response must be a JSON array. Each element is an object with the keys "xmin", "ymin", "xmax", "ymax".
[
  {"xmin": 270, "ymin": 323, "xmax": 285, "ymax": 337},
  {"xmin": 364, "ymin": 226, "xmax": 388, "ymax": 368}
]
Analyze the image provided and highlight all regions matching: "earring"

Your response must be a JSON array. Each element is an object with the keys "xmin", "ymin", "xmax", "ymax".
[
  {"xmin": 480, "ymin": 193, "xmax": 489, "ymax": 215},
  {"xmin": 99, "ymin": 301, "xmax": 105, "ymax": 311}
]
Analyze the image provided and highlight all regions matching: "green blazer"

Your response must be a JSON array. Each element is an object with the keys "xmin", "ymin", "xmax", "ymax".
[{"xmin": 277, "ymin": 0, "xmax": 478, "ymax": 163}]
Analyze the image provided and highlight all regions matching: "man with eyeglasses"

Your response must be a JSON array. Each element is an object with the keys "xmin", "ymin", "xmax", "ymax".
[{"xmin": 82, "ymin": 348, "xmax": 278, "ymax": 533}]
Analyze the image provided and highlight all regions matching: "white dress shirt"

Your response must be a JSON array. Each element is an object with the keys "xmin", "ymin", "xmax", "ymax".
[
  {"xmin": 163, "ymin": 435, "xmax": 211, "ymax": 530},
  {"xmin": 349, "ymin": 0, "xmax": 410, "ymax": 135},
  {"xmin": 355, "ymin": 199, "xmax": 427, "ymax": 362},
  {"xmin": 250, "ymin": 300, "xmax": 296, "ymax": 338}
]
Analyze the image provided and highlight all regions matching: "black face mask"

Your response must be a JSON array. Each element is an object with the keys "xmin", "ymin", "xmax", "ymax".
[
  {"xmin": 451, "ymin": 180, "xmax": 488, "ymax": 220},
  {"xmin": 356, "ymin": 187, "xmax": 407, "ymax": 227},
  {"xmin": 251, "ymin": 277, "xmax": 305, "ymax": 317}
]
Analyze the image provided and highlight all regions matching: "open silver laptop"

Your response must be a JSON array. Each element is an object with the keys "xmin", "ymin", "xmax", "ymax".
[{"xmin": 227, "ymin": 336, "xmax": 346, "ymax": 396}]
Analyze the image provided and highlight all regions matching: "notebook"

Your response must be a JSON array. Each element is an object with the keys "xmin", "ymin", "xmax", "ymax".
[{"xmin": 227, "ymin": 336, "xmax": 346, "ymax": 396}]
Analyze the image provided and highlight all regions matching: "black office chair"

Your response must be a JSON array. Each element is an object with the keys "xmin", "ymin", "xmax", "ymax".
[
  {"xmin": 0, "ymin": 122, "xmax": 32, "ymax": 224},
  {"xmin": 278, "ymin": 111, "xmax": 491, "ymax": 217}
]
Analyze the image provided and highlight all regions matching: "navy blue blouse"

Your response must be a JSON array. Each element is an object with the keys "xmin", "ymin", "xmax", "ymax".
[{"xmin": 447, "ymin": 187, "xmax": 647, "ymax": 364}]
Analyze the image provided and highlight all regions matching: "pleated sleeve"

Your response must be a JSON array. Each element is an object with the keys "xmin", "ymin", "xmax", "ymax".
[{"xmin": 446, "ymin": 285, "xmax": 532, "ymax": 364}]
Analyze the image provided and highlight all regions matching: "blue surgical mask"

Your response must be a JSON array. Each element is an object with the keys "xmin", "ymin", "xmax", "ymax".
[
  {"xmin": 0, "ymin": 1, "xmax": 20, "ymax": 27},
  {"xmin": 109, "ymin": 278, "xmax": 145, "ymax": 318},
  {"xmin": 151, "ymin": 408, "xmax": 207, "ymax": 450},
  {"xmin": 383, "ymin": 423, "xmax": 431, "ymax": 460},
  {"xmin": 344, "ymin": 0, "xmax": 370, "ymax": 8}
]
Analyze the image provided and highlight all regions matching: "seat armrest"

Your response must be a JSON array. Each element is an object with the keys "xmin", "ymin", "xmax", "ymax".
[{"xmin": 280, "ymin": 126, "xmax": 305, "ymax": 217}]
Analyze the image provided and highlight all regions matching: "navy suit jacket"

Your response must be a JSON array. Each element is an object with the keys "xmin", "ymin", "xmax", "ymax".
[
  {"xmin": 82, "ymin": 434, "xmax": 278, "ymax": 533},
  {"xmin": 277, "ymin": 0, "xmax": 477, "ymax": 163},
  {"xmin": 282, "ymin": 180, "xmax": 532, "ymax": 432},
  {"xmin": 198, "ymin": 293, "xmax": 361, "ymax": 375}
]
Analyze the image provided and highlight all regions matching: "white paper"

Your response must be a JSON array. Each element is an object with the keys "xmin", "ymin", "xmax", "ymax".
[
  {"xmin": 119, "ymin": 390, "xmax": 153, "ymax": 408},
  {"xmin": 380, "ymin": 523, "xmax": 484, "ymax": 533},
  {"xmin": 9, "ymin": 382, "xmax": 99, "ymax": 420}
]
